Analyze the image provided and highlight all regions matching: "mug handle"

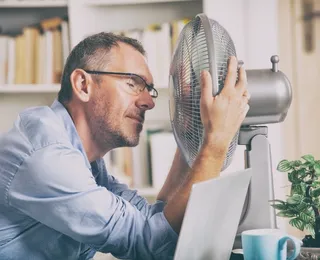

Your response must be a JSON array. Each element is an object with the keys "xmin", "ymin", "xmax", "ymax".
[{"xmin": 278, "ymin": 235, "xmax": 302, "ymax": 260}]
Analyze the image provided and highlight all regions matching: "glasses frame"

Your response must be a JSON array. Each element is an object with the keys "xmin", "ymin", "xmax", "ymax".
[{"xmin": 84, "ymin": 70, "xmax": 158, "ymax": 98}]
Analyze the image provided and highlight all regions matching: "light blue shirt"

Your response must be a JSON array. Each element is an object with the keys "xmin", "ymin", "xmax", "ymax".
[{"xmin": 0, "ymin": 100, "xmax": 178, "ymax": 260}]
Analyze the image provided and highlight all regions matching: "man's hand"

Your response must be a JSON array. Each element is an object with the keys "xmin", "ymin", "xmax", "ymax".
[{"xmin": 200, "ymin": 56, "xmax": 250, "ymax": 148}]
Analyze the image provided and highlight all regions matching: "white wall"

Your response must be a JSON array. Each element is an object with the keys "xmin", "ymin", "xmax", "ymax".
[{"xmin": 204, "ymin": 0, "xmax": 246, "ymax": 60}]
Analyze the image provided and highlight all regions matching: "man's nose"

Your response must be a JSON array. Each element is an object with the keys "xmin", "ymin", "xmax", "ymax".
[{"xmin": 136, "ymin": 90, "xmax": 155, "ymax": 110}]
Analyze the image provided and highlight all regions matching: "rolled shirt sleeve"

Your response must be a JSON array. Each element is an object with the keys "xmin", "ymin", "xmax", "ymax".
[{"xmin": 7, "ymin": 143, "xmax": 178, "ymax": 260}]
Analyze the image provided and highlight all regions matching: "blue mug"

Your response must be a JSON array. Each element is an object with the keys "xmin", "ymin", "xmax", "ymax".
[{"xmin": 241, "ymin": 229, "xmax": 301, "ymax": 260}]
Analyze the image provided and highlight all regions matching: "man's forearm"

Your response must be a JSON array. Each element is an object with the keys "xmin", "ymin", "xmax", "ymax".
[
  {"xmin": 157, "ymin": 148, "xmax": 190, "ymax": 203},
  {"xmin": 163, "ymin": 141, "xmax": 228, "ymax": 234}
]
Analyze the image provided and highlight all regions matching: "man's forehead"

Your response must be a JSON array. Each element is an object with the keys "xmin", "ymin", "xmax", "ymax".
[{"xmin": 108, "ymin": 43, "xmax": 153, "ymax": 83}]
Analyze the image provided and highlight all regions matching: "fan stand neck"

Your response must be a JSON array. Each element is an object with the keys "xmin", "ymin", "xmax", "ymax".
[
  {"xmin": 238, "ymin": 126, "xmax": 268, "ymax": 146},
  {"xmin": 233, "ymin": 125, "xmax": 277, "ymax": 250}
]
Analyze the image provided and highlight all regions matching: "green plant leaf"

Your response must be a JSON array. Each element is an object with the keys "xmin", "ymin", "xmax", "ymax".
[
  {"xmin": 291, "ymin": 160, "xmax": 302, "ymax": 167},
  {"xmin": 298, "ymin": 169, "xmax": 307, "ymax": 178},
  {"xmin": 296, "ymin": 202, "xmax": 309, "ymax": 212},
  {"xmin": 294, "ymin": 171, "xmax": 302, "ymax": 183},
  {"xmin": 301, "ymin": 182, "xmax": 307, "ymax": 192},
  {"xmin": 270, "ymin": 203, "xmax": 288, "ymax": 210},
  {"xmin": 289, "ymin": 217, "xmax": 305, "ymax": 231},
  {"xmin": 311, "ymin": 187, "xmax": 320, "ymax": 197},
  {"xmin": 311, "ymin": 181, "xmax": 320, "ymax": 188},
  {"xmin": 291, "ymin": 185, "xmax": 301, "ymax": 196},
  {"xmin": 292, "ymin": 183, "xmax": 307, "ymax": 196},
  {"xmin": 302, "ymin": 155, "xmax": 315, "ymax": 163},
  {"xmin": 312, "ymin": 198, "xmax": 320, "ymax": 208},
  {"xmin": 305, "ymin": 179, "xmax": 313, "ymax": 185},
  {"xmin": 288, "ymin": 171, "xmax": 302, "ymax": 184},
  {"xmin": 289, "ymin": 172, "xmax": 302, "ymax": 184},
  {"xmin": 303, "ymin": 197, "xmax": 313, "ymax": 204},
  {"xmin": 305, "ymin": 223, "xmax": 315, "ymax": 237},
  {"xmin": 276, "ymin": 206, "xmax": 299, "ymax": 217},
  {"xmin": 308, "ymin": 207, "xmax": 316, "ymax": 216},
  {"xmin": 315, "ymin": 163, "xmax": 320, "ymax": 176},
  {"xmin": 299, "ymin": 211, "xmax": 315, "ymax": 223},
  {"xmin": 287, "ymin": 194, "xmax": 303, "ymax": 205},
  {"xmin": 269, "ymin": 199, "xmax": 286, "ymax": 204},
  {"xmin": 277, "ymin": 160, "xmax": 292, "ymax": 172},
  {"xmin": 277, "ymin": 211, "xmax": 296, "ymax": 218}
]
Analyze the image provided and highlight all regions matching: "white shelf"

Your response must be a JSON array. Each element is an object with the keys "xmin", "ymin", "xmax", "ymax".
[
  {"xmin": 85, "ymin": 0, "xmax": 199, "ymax": 6},
  {"xmin": 0, "ymin": 84, "xmax": 60, "ymax": 93},
  {"xmin": 0, "ymin": 0, "xmax": 67, "ymax": 8}
]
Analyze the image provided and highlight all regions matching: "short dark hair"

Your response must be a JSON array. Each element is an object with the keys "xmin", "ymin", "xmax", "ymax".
[{"xmin": 58, "ymin": 32, "xmax": 146, "ymax": 104}]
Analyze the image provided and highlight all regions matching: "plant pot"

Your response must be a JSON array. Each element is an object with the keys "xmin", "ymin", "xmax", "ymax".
[{"xmin": 297, "ymin": 247, "xmax": 320, "ymax": 259}]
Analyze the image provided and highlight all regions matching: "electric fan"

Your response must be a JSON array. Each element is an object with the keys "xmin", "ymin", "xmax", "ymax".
[{"xmin": 169, "ymin": 13, "xmax": 292, "ymax": 248}]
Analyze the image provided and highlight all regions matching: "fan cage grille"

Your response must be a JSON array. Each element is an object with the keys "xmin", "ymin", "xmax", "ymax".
[{"xmin": 169, "ymin": 15, "xmax": 239, "ymax": 170}]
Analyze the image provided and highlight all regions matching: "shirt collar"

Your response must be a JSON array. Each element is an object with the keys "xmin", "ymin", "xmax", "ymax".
[{"xmin": 51, "ymin": 99, "xmax": 91, "ymax": 170}]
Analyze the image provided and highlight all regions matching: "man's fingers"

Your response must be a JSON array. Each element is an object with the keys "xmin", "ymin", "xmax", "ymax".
[
  {"xmin": 242, "ymin": 90, "xmax": 251, "ymax": 102},
  {"xmin": 222, "ymin": 56, "xmax": 238, "ymax": 94},
  {"xmin": 236, "ymin": 66, "xmax": 248, "ymax": 95},
  {"xmin": 242, "ymin": 104, "xmax": 250, "ymax": 118},
  {"xmin": 200, "ymin": 70, "xmax": 213, "ymax": 105}
]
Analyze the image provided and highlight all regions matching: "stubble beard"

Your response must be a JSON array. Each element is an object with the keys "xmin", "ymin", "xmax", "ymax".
[
  {"xmin": 88, "ymin": 94, "xmax": 144, "ymax": 153},
  {"xmin": 89, "ymin": 111, "xmax": 141, "ymax": 151}
]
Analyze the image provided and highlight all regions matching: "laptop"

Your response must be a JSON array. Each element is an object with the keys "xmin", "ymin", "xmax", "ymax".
[{"xmin": 173, "ymin": 168, "xmax": 252, "ymax": 260}]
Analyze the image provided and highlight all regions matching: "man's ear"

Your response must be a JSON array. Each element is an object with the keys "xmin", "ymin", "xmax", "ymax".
[{"xmin": 70, "ymin": 69, "xmax": 93, "ymax": 102}]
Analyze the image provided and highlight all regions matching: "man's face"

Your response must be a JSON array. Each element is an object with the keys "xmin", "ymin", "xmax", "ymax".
[{"xmin": 86, "ymin": 43, "xmax": 155, "ymax": 150}]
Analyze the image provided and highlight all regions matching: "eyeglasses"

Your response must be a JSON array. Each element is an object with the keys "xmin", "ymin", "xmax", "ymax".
[{"xmin": 84, "ymin": 70, "xmax": 158, "ymax": 98}]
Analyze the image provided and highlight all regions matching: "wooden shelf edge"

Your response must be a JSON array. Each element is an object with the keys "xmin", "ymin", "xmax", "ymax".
[
  {"xmin": 0, "ymin": 1, "xmax": 67, "ymax": 8},
  {"xmin": 86, "ymin": 0, "xmax": 199, "ymax": 6},
  {"xmin": 0, "ymin": 84, "xmax": 60, "ymax": 93}
]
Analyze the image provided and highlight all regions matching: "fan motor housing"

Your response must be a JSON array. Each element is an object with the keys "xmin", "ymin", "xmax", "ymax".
[{"xmin": 242, "ymin": 66, "xmax": 292, "ymax": 126}]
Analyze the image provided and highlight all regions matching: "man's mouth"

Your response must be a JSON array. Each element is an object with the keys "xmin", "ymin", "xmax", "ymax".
[{"xmin": 128, "ymin": 115, "xmax": 144, "ymax": 124}]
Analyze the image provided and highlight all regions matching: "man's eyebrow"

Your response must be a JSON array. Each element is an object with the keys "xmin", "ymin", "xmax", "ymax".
[{"xmin": 135, "ymin": 73, "xmax": 154, "ymax": 86}]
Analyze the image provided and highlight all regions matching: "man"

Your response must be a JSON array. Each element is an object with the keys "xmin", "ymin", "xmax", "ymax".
[{"xmin": 0, "ymin": 32, "xmax": 249, "ymax": 260}]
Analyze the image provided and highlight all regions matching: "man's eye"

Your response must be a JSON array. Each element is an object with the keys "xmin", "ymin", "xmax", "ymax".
[{"xmin": 127, "ymin": 78, "xmax": 138, "ymax": 89}]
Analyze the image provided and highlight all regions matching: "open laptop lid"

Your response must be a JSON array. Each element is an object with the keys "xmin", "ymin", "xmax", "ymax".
[{"xmin": 174, "ymin": 168, "xmax": 252, "ymax": 260}]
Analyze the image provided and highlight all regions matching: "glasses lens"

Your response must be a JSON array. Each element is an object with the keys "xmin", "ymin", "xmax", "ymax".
[
  {"xmin": 129, "ymin": 75, "xmax": 143, "ymax": 92},
  {"xmin": 149, "ymin": 88, "xmax": 158, "ymax": 98},
  {"xmin": 131, "ymin": 75, "xmax": 158, "ymax": 98}
]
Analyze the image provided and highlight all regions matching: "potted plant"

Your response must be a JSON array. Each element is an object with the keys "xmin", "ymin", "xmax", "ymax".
[{"xmin": 271, "ymin": 154, "xmax": 320, "ymax": 258}]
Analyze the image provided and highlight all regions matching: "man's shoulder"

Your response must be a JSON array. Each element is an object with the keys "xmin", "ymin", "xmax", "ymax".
[
  {"xmin": 0, "ymin": 105, "xmax": 73, "ymax": 199},
  {"xmin": 16, "ymin": 105, "xmax": 70, "ymax": 150}
]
